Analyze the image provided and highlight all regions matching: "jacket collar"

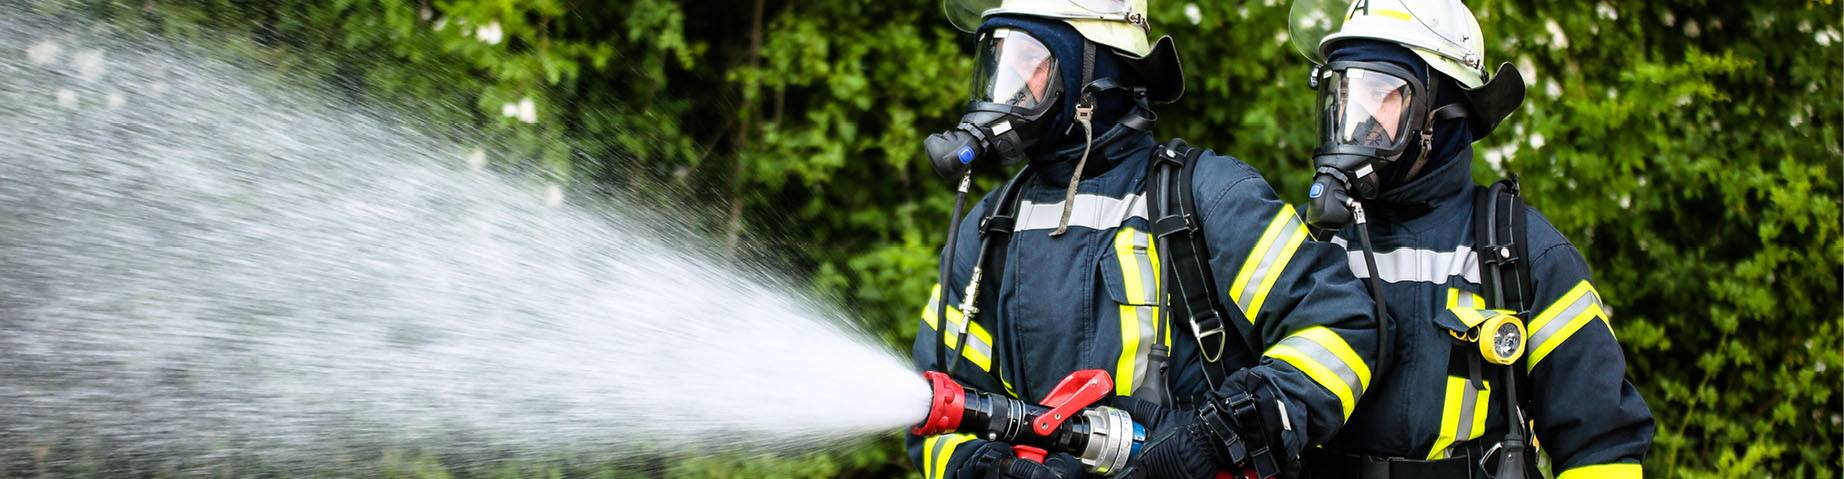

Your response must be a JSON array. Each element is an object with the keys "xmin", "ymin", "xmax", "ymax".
[
  {"xmin": 1033, "ymin": 123, "xmax": 1157, "ymax": 188},
  {"xmin": 1370, "ymin": 144, "xmax": 1476, "ymax": 220}
]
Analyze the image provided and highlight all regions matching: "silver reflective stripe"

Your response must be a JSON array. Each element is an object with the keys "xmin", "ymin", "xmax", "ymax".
[
  {"xmin": 923, "ymin": 293, "xmax": 994, "ymax": 364},
  {"xmin": 1016, "ymin": 193, "xmax": 1147, "ymax": 232},
  {"xmin": 928, "ymin": 436, "xmax": 950, "ymax": 479},
  {"xmin": 1331, "ymin": 237, "xmax": 1481, "ymax": 284},
  {"xmin": 1453, "ymin": 289, "xmax": 1482, "ymax": 309},
  {"xmin": 1277, "ymin": 334, "xmax": 1363, "ymax": 400},
  {"xmin": 1454, "ymin": 379, "xmax": 1481, "ymax": 447},
  {"xmin": 1130, "ymin": 232, "xmax": 1155, "ymax": 391},
  {"xmin": 1236, "ymin": 214, "xmax": 1305, "ymax": 308},
  {"xmin": 1529, "ymin": 290, "xmax": 1603, "ymax": 352}
]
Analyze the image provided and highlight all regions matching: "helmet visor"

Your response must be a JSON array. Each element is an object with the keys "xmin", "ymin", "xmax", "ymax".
[
  {"xmin": 946, "ymin": 0, "xmax": 1136, "ymax": 33},
  {"xmin": 970, "ymin": 28, "xmax": 1060, "ymax": 110},
  {"xmin": 1287, "ymin": 0, "xmax": 1348, "ymax": 63},
  {"xmin": 1319, "ymin": 67, "xmax": 1416, "ymax": 149}
]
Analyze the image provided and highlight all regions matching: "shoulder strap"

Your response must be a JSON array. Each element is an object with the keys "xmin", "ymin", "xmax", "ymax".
[
  {"xmin": 1146, "ymin": 139, "xmax": 1260, "ymax": 392},
  {"xmin": 964, "ymin": 166, "xmax": 1034, "ymax": 393},
  {"xmin": 1473, "ymin": 176, "xmax": 1536, "ymax": 314}
]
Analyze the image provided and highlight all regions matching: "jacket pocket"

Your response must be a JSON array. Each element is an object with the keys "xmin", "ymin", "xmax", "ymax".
[{"xmin": 1098, "ymin": 228, "xmax": 1165, "ymax": 397}]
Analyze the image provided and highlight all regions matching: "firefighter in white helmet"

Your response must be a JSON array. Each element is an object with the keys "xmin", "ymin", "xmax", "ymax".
[
  {"xmin": 1286, "ymin": 1, "xmax": 1655, "ymax": 478},
  {"xmin": 911, "ymin": 0, "xmax": 1390, "ymax": 478}
]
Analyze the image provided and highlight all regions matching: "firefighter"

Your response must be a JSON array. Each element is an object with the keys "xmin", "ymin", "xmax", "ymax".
[
  {"xmin": 909, "ymin": 1, "xmax": 1387, "ymax": 477},
  {"xmin": 1285, "ymin": 1, "xmax": 1655, "ymax": 478}
]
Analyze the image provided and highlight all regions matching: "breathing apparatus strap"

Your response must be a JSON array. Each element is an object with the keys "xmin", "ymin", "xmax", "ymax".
[
  {"xmin": 1471, "ymin": 176, "xmax": 1538, "ymax": 479},
  {"xmin": 935, "ymin": 165, "xmax": 1035, "ymax": 387},
  {"xmin": 1145, "ymin": 139, "xmax": 1261, "ymax": 392},
  {"xmin": 955, "ymin": 166, "xmax": 1037, "ymax": 392}
]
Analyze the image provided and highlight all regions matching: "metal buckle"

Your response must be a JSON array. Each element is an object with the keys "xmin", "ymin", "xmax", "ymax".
[
  {"xmin": 1190, "ymin": 311, "xmax": 1227, "ymax": 361},
  {"xmin": 1478, "ymin": 442, "xmax": 1503, "ymax": 479}
]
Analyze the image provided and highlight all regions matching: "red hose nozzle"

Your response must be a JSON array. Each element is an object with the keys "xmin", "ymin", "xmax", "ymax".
[{"xmin": 913, "ymin": 371, "xmax": 966, "ymax": 436}]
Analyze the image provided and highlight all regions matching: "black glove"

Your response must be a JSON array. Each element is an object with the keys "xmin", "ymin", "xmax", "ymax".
[
  {"xmin": 1114, "ymin": 370, "xmax": 1296, "ymax": 479},
  {"xmin": 1111, "ymin": 396, "xmax": 1223, "ymax": 479},
  {"xmin": 957, "ymin": 441, "xmax": 1087, "ymax": 479}
]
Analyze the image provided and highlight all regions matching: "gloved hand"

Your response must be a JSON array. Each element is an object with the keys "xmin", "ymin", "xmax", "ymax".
[
  {"xmin": 1114, "ymin": 370, "xmax": 1297, "ymax": 479},
  {"xmin": 957, "ymin": 441, "xmax": 1087, "ymax": 479},
  {"xmin": 1111, "ymin": 396, "xmax": 1224, "ymax": 479}
]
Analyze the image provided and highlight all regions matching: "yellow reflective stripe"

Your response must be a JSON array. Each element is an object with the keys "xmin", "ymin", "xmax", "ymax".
[
  {"xmin": 1446, "ymin": 288, "xmax": 1484, "ymax": 310},
  {"xmin": 1450, "ymin": 307, "xmax": 1517, "ymax": 330},
  {"xmin": 923, "ymin": 433, "xmax": 978, "ymax": 479},
  {"xmin": 1556, "ymin": 463, "xmax": 1642, "ymax": 479},
  {"xmin": 922, "ymin": 285, "xmax": 994, "ymax": 371},
  {"xmin": 1228, "ymin": 207, "xmax": 1309, "ymax": 323},
  {"xmin": 1349, "ymin": 8, "xmax": 1414, "ymax": 21},
  {"xmin": 1112, "ymin": 228, "xmax": 1161, "ymax": 396},
  {"xmin": 1426, "ymin": 376, "xmax": 1492, "ymax": 460},
  {"xmin": 1265, "ymin": 326, "xmax": 1371, "ymax": 419},
  {"xmin": 1526, "ymin": 281, "xmax": 1608, "ymax": 372}
]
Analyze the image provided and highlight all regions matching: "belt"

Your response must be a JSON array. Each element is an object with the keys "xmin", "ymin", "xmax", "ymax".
[{"xmin": 1299, "ymin": 444, "xmax": 1487, "ymax": 479}]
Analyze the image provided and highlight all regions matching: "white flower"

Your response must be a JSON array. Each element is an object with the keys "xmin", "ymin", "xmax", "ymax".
[
  {"xmin": 1684, "ymin": 20, "xmax": 1701, "ymax": 39},
  {"xmin": 1545, "ymin": 80, "xmax": 1562, "ymax": 99},
  {"xmin": 477, "ymin": 21, "xmax": 504, "ymax": 45},
  {"xmin": 515, "ymin": 97, "xmax": 537, "ymax": 124},
  {"xmin": 1184, "ymin": 3, "xmax": 1202, "ymax": 25},
  {"xmin": 1596, "ymin": 2, "xmax": 1618, "ymax": 20},
  {"xmin": 25, "ymin": 40, "xmax": 60, "ymax": 65},
  {"xmin": 501, "ymin": 102, "xmax": 518, "ymax": 118},
  {"xmin": 1530, "ymin": 133, "xmax": 1547, "ymax": 149},
  {"xmin": 1544, "ymin": 20, "xmax": 1569, "ymax": 50}
]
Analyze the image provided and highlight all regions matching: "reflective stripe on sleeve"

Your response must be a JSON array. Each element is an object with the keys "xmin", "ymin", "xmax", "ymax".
[
  {"xmin": 1556, "ymin": 463, "xmax": 1642, "ymax": 479},
  {"xmin": 923, "ymin": 433, "xmax": 978, "ymax": 479},
  {"xmin": 1112, "ymin": 228, "xmax": 1162, "ymax": 396},
  {"xmin": 1526, "ymin": 280, "xmax": 1608, "ymax": 372},
  {"xmin": 1228, "ymin": 207, "xmax": 1310, "ymax": 323},
  {"xmin": 1264, "ymin": 326, "xmax": 1371, "ymax": 419},
  {"xmin": 922, "ymin": 285, "xmax": 995, "ymax": 372},
  {"xmin": 1426, "ymin": 376, "xmax": 1491, "ymax": 460}
]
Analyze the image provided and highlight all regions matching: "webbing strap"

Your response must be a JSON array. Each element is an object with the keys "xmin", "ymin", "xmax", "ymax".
[
  {"xmin": 1474, "ymin": 177, "xmax": 1534, "ymax": 315},
  {"xmin": 969, "ymin": 166, "xmax": 1035, "ymax": 394},
  {"xmin": 1145, "ymin": 139, "xmax": 1260, "ymax": 392},
  {"xmin": 1470, "ymin": 176, "xmax": 1538, "ymax": 479}
]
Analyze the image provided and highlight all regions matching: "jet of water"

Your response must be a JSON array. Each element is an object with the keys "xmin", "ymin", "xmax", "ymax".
[{"xmin": 0, "ymin": 8, "xmax": 929, "ymax": 475}]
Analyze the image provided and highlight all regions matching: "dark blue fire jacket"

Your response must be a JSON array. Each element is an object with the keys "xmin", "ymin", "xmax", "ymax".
[
  {"xmin": 1313, "ymin": 152, "xmax": 1655, "ymax": 479},
  {"xmin": 907, "ymin": 126, "xmax": 1384, "ymax": 479}
]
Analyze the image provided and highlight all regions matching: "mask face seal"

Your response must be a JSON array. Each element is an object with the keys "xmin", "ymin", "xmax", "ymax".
[
  {"xmin": 924, "ymin": 28, "xmax": 1064, "ymax": 181},
  {"xmin": 1305, "ymin": 60, "xmax": 1436, "ymax": 230}
]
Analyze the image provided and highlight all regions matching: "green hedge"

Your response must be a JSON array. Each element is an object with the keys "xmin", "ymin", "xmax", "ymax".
[{"xmin": 33, "ymin": 0, "xmax": 1843, "ymax": 476}]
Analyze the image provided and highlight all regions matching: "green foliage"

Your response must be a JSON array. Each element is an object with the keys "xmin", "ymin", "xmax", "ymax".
[{"xmin": 32, "ymin": 0, "xmax": 1841, "ymax": 477}]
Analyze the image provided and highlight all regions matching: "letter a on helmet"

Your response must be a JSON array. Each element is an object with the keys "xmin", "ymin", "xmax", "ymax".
[
  {"xmin": 945, "ymin": 0, "xmax": 1185, "ymax": 104},
  {"xmin": 1289, "ymin": 0, "xmax": 1526, "ymax": 138}
]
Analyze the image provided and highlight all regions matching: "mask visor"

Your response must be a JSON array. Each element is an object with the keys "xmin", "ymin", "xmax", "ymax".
[
  {"xmin": 1319, "ymin": 66, "xmax": 1417, "ymax": 152},
  {"xmin": 971, "ymin": 28, "xmax": 1061, "ymax": 110}
]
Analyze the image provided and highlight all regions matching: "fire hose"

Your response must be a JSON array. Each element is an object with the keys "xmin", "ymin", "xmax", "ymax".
[{"xmin": 912, "ymin": 369, "xmax": 1145, "ymax": 476}]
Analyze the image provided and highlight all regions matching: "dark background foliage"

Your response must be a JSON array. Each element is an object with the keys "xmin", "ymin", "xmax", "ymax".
[{"xmin": 22, "ymin": 0, "xmax": 1843, "ymax": 477}]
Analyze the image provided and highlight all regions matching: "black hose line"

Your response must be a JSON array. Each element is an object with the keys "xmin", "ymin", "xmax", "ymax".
[{"xmin": 937, "ymin": 172, "xmax": 972, "ymax": 377}]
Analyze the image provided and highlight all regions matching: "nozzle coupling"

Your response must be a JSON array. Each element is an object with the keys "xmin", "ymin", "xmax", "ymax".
[{"xmin": 914, "ymin": 370, "xmax": 1145, "ymax": 476}]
